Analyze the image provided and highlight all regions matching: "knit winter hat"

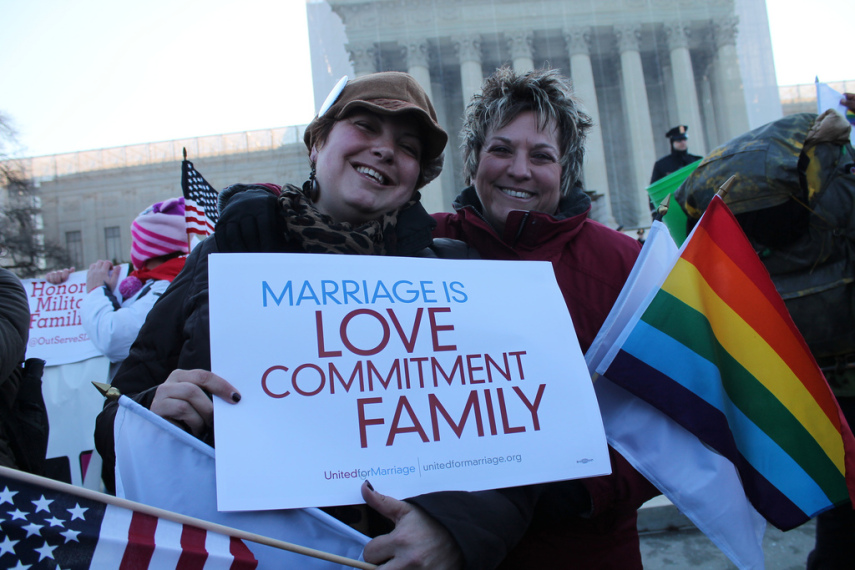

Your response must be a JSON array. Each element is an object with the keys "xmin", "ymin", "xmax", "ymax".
[{"xmin": 130, "ymin": 197, "xmax": 189, "ymax": 269}]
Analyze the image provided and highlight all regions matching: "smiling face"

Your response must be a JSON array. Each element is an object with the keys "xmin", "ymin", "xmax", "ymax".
[
  {"xmin": 311, "ymin": 110, "xmax": 423, "ymax": 225},
  {"xmin": 473, "ymin": 110, "xmax": 563, "ymax": 233}
]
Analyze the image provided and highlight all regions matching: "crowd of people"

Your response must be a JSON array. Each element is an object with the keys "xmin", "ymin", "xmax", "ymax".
[{"xmin": 4, "ymin": 68, "xmax": 854, "ymax": 569}]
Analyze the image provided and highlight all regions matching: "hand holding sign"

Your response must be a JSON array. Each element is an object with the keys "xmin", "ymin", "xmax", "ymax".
[
  {"xmin": 210, "ymin": 253, "xmax": 608, "ymax": 511},
  {"xmin": 44, "ymin": 267, "xmax": 76, "ymax": 285},
  {"xmin": 150, "ymin": 369, "xmax": 242, "ymax": 437},
  {"xmin": 361, "ymin": 481, "xmax": 463, "ymax": 570},
  {"xmin": 85, "ymin": 260, "xmax": 120, "ymax": 293}
]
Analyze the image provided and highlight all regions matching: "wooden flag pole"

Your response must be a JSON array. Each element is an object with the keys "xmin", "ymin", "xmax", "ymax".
[{"xmin": 0, "ymin": 466, "xmax": 375, "ymax": 570}]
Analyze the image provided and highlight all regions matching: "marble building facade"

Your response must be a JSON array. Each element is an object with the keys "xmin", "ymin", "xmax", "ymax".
[
  {"xmin": 11, "ymin": 128, "xmax": 309, "ymax": 269},
  {"xmin": 4, "ymin": 0, "xmax": 782, "ymax": 270},
  {"xmin": 308, "ymin": 0, "xmax": 781, "ymax": 227}
]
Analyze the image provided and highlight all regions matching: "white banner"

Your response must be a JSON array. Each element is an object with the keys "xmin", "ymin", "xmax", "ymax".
[
  {"xmin": 23, "ymin": 266, "xmax": 127, "ymax": 366},
  {"xmin": 209, "ymin": 253, "xmax": 609, "ymax": 511},
  {"xmin": 43, "ymin": 357, "xmax": 110, "ymax": 488}
]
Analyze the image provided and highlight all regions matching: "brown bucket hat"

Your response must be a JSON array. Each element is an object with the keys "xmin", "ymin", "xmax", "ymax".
[{"xmin": 304, "ymin": 72, "xmax": 448, "ymax": 162}]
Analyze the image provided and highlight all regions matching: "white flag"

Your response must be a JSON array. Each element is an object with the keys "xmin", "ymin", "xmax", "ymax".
[
  {"xmin": 816, "ymin": 81, "xmax": 855, "ymax": 144},
  {"xmin": 113, "ymin": 396, "xmax": 369, "ymax": 569},
  {"xmin": 586, "ymin": 221, "xmax": 767, "ymax": 570},
  {"xmin": 586, "ymin": 220, "xmax": 678, "ymax": 374}
]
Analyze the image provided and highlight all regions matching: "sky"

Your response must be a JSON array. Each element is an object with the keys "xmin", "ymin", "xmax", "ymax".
[
  {"xmin": 0, "ymin": 0, "xmax": 315, "ymax": 158},
  {"xmin": 0, "ymin": 0, "xmax": 851, "ymax": 159}
]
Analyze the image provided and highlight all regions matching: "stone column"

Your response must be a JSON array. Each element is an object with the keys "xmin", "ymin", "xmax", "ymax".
[
  {"xmin": 402, "ymin": 39, "xmax": 445, "ymax": 213},
  {"xmin": 712, "ymin": 17, "xmax": 749, "ymax": 141},
  {"xmin": 664, "ymin": 22, "xmax": 706, "ymax": 155},
  {"xmin": 346, "ymin": 42, "xmax": 376, "ymax": 77},
  {"xmin": 507, "ymin": 31, "xmax": 534, "ymax": 73},
  {"xmin": 453, "ymin": 34, "xmax": 483, "ymax": 107},
  {"xmin": 614, "ymin": 23, "xmax": 657, "ymax": 222},
  {"xmin": 699, "ymin": 70, "xmax": 719, "ymax": 146},
  {"xmin": 402, "ymin": 39, "xmax": 434, "ymax": 99},
  {"xmin": 564, "ymin": 26, "xmax": 615, "ymax": 226}
]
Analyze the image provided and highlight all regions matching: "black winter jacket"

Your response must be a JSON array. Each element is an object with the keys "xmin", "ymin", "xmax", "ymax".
[
  {"xmin": 96, "ymin": 186, "xmax": 542, "ymax": 569},
  {"xmin": 650, "ymin": 149, "xmax": 702, "ymax": 184},
  {"xmin": 96, "ymin": 184, "xmax": 476, "ymax": 475},
  {"xmin": 0, "ymin": 268, "xmax": 31, "ymax": 469},
  {"xmin": 0, "ymin": 268, "xmax": 48, "ymax": 474}
]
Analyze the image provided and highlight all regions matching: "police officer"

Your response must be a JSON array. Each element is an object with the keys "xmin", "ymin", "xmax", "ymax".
[{"xmin": 650, "ymin": 125, "xmax": 702, "ymax": 184}]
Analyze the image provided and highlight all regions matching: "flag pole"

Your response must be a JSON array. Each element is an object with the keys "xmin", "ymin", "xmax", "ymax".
[
  {"xmin": 717, "ymin": 175, "xmax": 736, "ymax": 199},
  {"xmin": 0, "ymin": 466, "xmax": 375, "ymax": 570},
  {"xmin": 652, "ymin": 194, "xmax": 670, "ymax": 222}
]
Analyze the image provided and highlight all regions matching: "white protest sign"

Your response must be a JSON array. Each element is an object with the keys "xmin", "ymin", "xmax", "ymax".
[
  {"xmin": 209, "ymin": 253, "xmax": 609, "ymax": 511},
  {"xmin": 23, "ymin": 266, "xmax": 129, "ymax": 366},
  {"xmin": 24, "ymin": 271, "xmax": 95, "ymax": 366}
]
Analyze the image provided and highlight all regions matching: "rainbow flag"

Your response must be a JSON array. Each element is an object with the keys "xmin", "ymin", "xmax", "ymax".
[{"xmin": 597, "ymin": 195, "xmax": 855, "ymax": 530}]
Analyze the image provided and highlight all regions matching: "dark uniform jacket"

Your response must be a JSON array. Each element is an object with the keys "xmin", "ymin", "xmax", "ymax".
[{"xmin": 650, "ymin": 149, "xmax": 702, "ymax": 184}]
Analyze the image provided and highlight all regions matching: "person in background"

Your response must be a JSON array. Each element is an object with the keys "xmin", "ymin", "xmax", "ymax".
[
  {"xmin": 429, "ymin": 66, "xmax": 659, "ymax": 569},
  {"xmin": 0, "ymin": 267, "xmax": 49, "ymax": 474},
  {"xmin": 46, "ymin": 197, "xmax": 189, "ymax": 380},
  {"xmin": 94, "ymin": 71, "xmax": 488, "ymax": 569},
  {"xmin": 649, "ymin": 124, "xmax": 702, "ymax": 184},
  {"xmin": 807, "ymin": 89, "xmax": 855, "ymax": 570}
]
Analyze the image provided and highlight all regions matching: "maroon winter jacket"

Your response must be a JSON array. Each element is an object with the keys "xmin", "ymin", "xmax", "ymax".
[{"xmin": 430, "ymin": 187, "xmax": 660, "ymax": 569}]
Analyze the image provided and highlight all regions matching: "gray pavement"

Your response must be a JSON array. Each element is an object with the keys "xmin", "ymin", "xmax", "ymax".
[{"xmin": 637, "ymin": 496, "xmax": 816, "ymax": 569}]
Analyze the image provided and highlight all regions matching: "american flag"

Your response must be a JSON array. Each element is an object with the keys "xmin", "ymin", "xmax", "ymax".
[
  {"xmin": 182, "ymin": 159, "xmax": 219, "ymax": 239},
  {"xmin": 0, "ymin": 470, "xmax": 257, "ymax": 569}
]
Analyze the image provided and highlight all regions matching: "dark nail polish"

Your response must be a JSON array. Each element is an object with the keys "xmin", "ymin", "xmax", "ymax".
[
  {"xmin": 366, "ymin": 480, "xmax": 374, "ymax": 491},
  {"xmin": 231, "ymin": 392, "xmax": 241, "ymax": 403}
]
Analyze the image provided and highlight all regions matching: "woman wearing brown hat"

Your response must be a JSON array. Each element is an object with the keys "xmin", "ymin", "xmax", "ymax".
[{"xmin": 95, "ymin": 72, "xmax": 473, "ymax": 568}]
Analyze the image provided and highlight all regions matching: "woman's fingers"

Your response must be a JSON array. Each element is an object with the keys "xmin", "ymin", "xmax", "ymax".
[
  {"xmin": 361, "ymin": 481, "xmax": 463, "ymax": 570},
  {"xmin": 150, "ymin": 386, "xmax": 210, "ymax": 435},
  {"xmin": 86, "ymin": 260, "xmax": 114, "ymax": 292},
  {"xmin": 150, "ymin": 369, "xmax": 242, "ymax": 437},
  {"xmin": 362, "ymin": 480, "xmax": 410, "ymax": 524},
  {"xmin": 165, "ymin": 369, "xmax": 240, "ymax": 403},
  {"xmin": 45, "ymin": 267, "xmax": 74, "ymax": 284}
]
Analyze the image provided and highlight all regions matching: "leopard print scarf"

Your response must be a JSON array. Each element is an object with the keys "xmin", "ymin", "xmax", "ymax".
[{"xmin": 277, "ymin": 184, "xmax": 413, "ymax": 255}]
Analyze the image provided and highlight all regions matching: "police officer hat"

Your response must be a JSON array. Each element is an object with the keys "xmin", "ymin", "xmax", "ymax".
[{"xmin": 666, "ymin": 125, "xmax": 689, "ymax": 141}]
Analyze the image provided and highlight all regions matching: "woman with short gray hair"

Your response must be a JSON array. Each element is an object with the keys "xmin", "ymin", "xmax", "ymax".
[
  {"xmin": 430, "ymin": 66, "xmax": 659, "ymax": 568},
  {"xmin": 460, "ymin": 66, "xmax": 592, "ymax": 200}
]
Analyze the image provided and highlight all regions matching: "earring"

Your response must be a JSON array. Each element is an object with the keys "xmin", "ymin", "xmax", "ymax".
[{"xmin": 303, "ymin": 163, "xmax": 319, "ymax": 201}]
